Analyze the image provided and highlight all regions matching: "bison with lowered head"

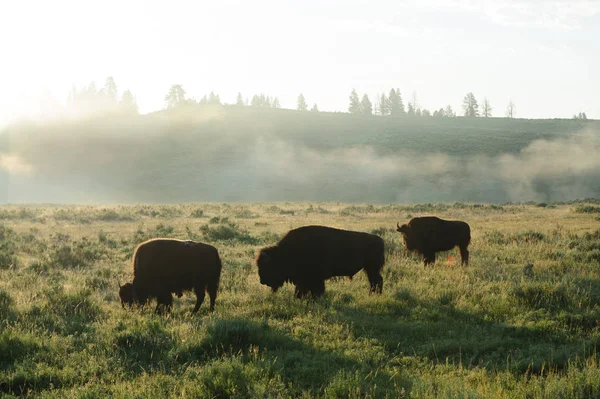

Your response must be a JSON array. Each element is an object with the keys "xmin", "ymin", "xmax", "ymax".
[
  {"xmin": 119, "ymin": 238, "xmax": 222, "ymax": 314},
  {"xmin": 256, "ymin": 225, "xmax": 385, "ymax": 298},
  {"xmin": 396, "ymin": 216, "xmax": 471, "ymax": 266}
]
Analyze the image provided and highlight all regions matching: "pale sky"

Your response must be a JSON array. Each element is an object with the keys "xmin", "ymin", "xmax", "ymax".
[{"xmin": 1, "ymin": 0, "xmax": 599, "ymax": 126}]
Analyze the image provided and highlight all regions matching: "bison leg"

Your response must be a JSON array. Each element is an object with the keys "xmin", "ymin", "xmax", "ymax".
[
  {"xmin": 207, "ymin": 279, "xmax": 218, "ymax": 312},
  {"xmin": 294, "ymin": 285, "xmax": 309, "ymax": 299},
  {"xmin": 155, "ymin": 292, "xmax": 173, "ymax": 314},
  {"xmin": 423, "ymin": 252, "xmax": 436, "ymax": 266},
  {"xmin": 192, "ymin": 285, "xmax": 206, "ymax": 314},
  {"xmin": 459, "ymin": 246, "xmax": 469, "ymax": 266},
  {"xmin": 310, "ymin": 280, "xmax": 326, "ymax": 298},
  {"xmin": 367, "ymin": 272, "xmax": 383, "ymax": 294}
]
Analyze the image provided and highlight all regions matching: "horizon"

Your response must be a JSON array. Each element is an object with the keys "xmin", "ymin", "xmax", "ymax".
[{"xmin": 1, "ymin": 0, "xmax": 599, "ymax": 127}]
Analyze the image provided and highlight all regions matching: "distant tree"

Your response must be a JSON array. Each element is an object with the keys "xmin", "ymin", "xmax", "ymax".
[
  {"xmin": 462, "ymin": 92, "xmax": 479, "ymax": 117},
  {"xmin": 410, "ymin": 91, "xmax": 418, "ymax": 114},
  {"xmin": 236, "ymin": 92, "xmax": 244, "ymax": 106},
  {"xmin": 505, "ymin": 100, "xmax": 516, "ymax": 118},
  {"xmin": 311, "ymin": 103, "xmax": 319, "ymax": 112},
  {"xmin": 208, "ymin": 91, "xmax": 221, "ymax": 105},
  {"xmin": 415, "ymin": 108, "xmax": 422, "ymax": 117},
  {"xmin": 573, "ymin": 112, "xmax": 588, "ymax": 120},
  {"xmin": 251, "ymin": 94, "xmax": 260, "ymax": 107},
  {"xmin": 378, "ymin": 93, "xmax": 390, "ymax": 116},
  {"xmin": 272, "ymin": 97, "xmax": 281, "ymax": 108},
  {"xmin": 348, "ymin": 89, "xmax": 361, "ymax": 114},
  {"xmin": 407, "ymin": 103, "xmax": 415, "ymax": 116},
  {"xmin": 361, "ymin": 94, "xmax": 373, "ymax": 115},
  {"xmin": 388, "ymin": 88, "xmax": 405, "ymax": 116},
  {"xmin": 482, "ymin": 98, "xmax": 492, "ymax": 117},
  {"xmin": 263, "ymin": 94, "xmax": 272, "ymax": 107},
  {"xmin": 119, "ymin": 90, "xmax": 138, "ymax": 114},
  {"xmin": 444, "ymin": 105, "xmax": 455, "ymax": 117},
  {"xmin": 434, "ymin": 107, "xmax": 445, "ymax": 117},
  {"xmin": 199, "ymin": 95, "xmax": 208, "ymax": 105},
  {"xmin": 104, "ymin": 76, "xmax": 118, "ymax": 105},
  {"xmin": 164, "ymin": 84, "xmax": 186, "ymax": 109},
  {"xmin": 421, "ymin": 109, "xmax": 431, "ymax": 117},
  {"xmin": 297, "ymin": 93, "xmax": 308, "ymax": 111}
]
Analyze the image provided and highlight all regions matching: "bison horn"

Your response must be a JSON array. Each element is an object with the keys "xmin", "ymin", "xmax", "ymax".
[{"xmin": 397, "ymin": 222, "xmax": 400, "ymax": 229}]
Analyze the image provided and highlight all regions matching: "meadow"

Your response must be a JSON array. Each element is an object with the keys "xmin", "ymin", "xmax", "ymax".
[{"xmin": 1, "ymin": 201, "xmax": 600, "ymax": 398}]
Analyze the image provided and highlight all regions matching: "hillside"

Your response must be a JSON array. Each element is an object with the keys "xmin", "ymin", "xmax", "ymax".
[{"xmin": 0, "ymin": 105, "xmax": 598, "ymax": 203}]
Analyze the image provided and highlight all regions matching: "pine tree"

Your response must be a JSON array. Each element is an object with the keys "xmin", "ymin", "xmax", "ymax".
[
  {"xmin": 164, "ymin": 84, "xmax": 186, "ymax": 109},
  {"xmin": 462, "ymin": 92, "xmax": 479, "ymax": 117},
  {"xmin": 361, "ymin": 94, "xmax": 373, "ymax": 115},
  {"xmin": 104, "ymin": 76, "xmax": 118, "ymax": 105},
  {"xmin": 422, "ymin": 109, "xmax": 431, "ymax": 117},
  {"xmin": 505, "ymin": 100, "xmax": 516, "ymax": 118},
  {"xmin": 297, "ymin": 93, "xmax": 308, "ymax": 111},
  {"xmin": 388, "ymin": 88, "xmax": 405, "ymax": 116},
  {"xmin": 482, "ymin": 98, "xmax": 492, "ymax": 117},
  {"xmin": 236, "ymin": 92, "xmax": 244, "ymax": 106},
  {"xmin": 444, "ymin": 105, "xmax": 455, "ymax": 117},
  {"xmin": 378, "ymin": 93, "xmax": 389, "ymax": 116},
  {"xmin": 208, "ymin": 91, "xmax": 221, "ymax": 105},
  {"xmin": 311, "ymin": 103, "xmax": 319, "ymax": 112},
  {"xmin": 119, "ymin": 90, "xmax": 138, "ymax": 114},
  {"xmin": 348, "ymin": 89, "xmax": 361, "ymax": 114},
  {"xmin": 407, "ymin": 103, "xmax": 415, "ymax": 116},
  {"xmin": 272, "ymin": 97, "xmax": 281, "ymax": 108}
]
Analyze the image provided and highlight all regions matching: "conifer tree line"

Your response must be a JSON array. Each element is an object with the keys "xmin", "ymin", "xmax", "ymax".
[
  {"xmin": 62, "ymin": 78, "xmax": 589, "ymax": 120},
  {"xmin": 67, "ymin": 76, "xmax": 138, "ymax": 115}
]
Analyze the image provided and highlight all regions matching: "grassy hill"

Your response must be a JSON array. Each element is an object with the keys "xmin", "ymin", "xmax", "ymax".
[{"xmin": 0, "ymin": 106, "xmax": 598, "ymax": 203}]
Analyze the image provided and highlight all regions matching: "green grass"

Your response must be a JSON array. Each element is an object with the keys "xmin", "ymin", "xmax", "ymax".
[{"xmin": 0, "ymin": 202, "xmax": 599, "ymax": 397}]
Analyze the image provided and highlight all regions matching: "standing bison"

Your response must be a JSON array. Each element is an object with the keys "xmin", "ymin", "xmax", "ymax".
[
  {"xmin": 396, "ymin": 216, "xmax": 471, "ymax": 266},
  {"xmin": 119, "ymin": 238, "xmax": 222, "ymax": 314},
  {"xmin": 256, "ymin": 225, "xmax": 385, "ymax": 298}
]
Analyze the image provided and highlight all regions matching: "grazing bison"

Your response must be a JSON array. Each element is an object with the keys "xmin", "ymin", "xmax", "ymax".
[
  {"xmin": 119, "ymin": 238, "xmax": 222, "ymax": 314},
  {"xmin": 396, "ymin": 216, "xmax": 471, "ymax": 266},
  {"xmin": 256, "ymin": 225, "xmax": 385, "ymax": 298}
]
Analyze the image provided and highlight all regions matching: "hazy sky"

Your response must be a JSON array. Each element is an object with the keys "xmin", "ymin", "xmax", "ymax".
[{"xmin": 1, "ymin": 0, "xmax": 599, "ymax": 126}]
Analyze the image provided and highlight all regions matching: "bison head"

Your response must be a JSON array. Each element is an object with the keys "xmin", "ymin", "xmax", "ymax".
[
  {"xmin": 118, "ymin": 282, "xmax": 138, "ymax": 308},
  {"xmin": 396, "ymin": 222, "xmax": 415, "ymax": 250},
  {"xmin": 256, "ymin": 247, "xmax": 285, "ymax": 293}
]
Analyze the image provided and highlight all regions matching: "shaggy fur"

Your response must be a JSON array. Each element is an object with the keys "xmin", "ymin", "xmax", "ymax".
[
  {"xmin": 396, "ymin": 216, "xmax": 471, "ymax": 266},
  {"xmin": 256, "ymin": 225, "xmax": 385, "ymax": 298},
  {"xmin": 119, "ymin": 238, "xmax": 222, "ymax": 314}
]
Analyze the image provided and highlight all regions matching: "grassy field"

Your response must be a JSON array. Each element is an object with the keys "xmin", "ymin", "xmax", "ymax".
[{"xmin": 1, "ymin": 201, "xmax": 600, "ymax": 397}]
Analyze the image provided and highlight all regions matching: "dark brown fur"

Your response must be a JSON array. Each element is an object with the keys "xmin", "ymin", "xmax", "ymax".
[
  {"xmin": 396, "ymin": 216, "xmax": 471, "ymax": 266},
  {"xmin": 256, "ymin": 225, "xmax": 385, "ymax": 298},
  {"xmin": 119, "ymin": 238, "xmax": 222, "ymax": 314}
]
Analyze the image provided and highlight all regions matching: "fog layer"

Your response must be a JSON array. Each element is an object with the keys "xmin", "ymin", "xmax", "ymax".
[{"xmin": 1, "ymin": 109, "xmax": 598, "ymax": 203}]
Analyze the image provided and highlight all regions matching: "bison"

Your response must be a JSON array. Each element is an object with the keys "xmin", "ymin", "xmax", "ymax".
[
  {"xmin": 256, "ymin": 225, "xmax": 385, "ymax": 298},
  {"xmin": 396, "ymin": 216, "xmax": 471, "ymax": 266},
  {"xmin": 119, "ymin": 238, "xmax": 222, "ymax": 314}
]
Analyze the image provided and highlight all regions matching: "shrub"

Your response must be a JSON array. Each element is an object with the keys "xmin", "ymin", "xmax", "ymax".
[
  {"xmin": 575, "ymin": 205, "xmax": 600, "ymax": 214},
  {"xmin": 190, "ymin": 208, "xmax": 204, "ymax": 218},
  {"xmin": 199, "ymin": 221, "xmax": 259, "ymax": 244}
]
